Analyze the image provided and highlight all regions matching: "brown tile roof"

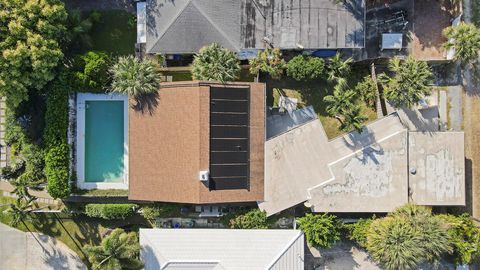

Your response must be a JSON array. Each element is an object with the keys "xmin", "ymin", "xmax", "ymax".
[{"xmin": 128, "ymin": 81, "xmax": 265, "ymax": 203}]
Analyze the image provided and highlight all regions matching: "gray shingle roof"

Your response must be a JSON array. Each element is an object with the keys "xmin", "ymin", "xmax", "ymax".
[{"xmin": 146, "ymin": 0, "xmax": 365, "ymax": 54}]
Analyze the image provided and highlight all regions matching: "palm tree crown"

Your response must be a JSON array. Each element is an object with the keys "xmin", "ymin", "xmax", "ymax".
[
  {"xmin": 379, "ymin": 56, "xmax": 432, "ymax": 109},
  {"xmin": 84, "ymin": 228, "xmax": 143, "ymax": 270},
  {"xmin": 443, "ymin": 22, "xmax": 480, "ymax": 62},
  {"xmin": 110, "ymin": 56, "xmax": 161, "ymax": 97},
  {"xmin": 192, "ymin": 43, "xmax": 240, "ymax": 82}
]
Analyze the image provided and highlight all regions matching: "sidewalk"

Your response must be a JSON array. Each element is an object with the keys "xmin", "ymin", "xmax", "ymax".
[{"xmin": 0, "ymin": 223, "xmax": 86, "ymax": 270}]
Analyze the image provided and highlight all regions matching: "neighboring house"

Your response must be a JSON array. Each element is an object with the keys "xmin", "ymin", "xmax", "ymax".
[
  {"xmin": 128, "ymin": 81, "xmax": 265, "ymax": 204},
  {"xmin": 259, "ymin": 112, "xmax": 466, "ymax": 215},
  {"xmin": 139, "ymin": 229, "xmax": 304, "ymax": 270},
  {"xmin": 142, "ymin": 0, "xmax": 365, "ymax": 56}
]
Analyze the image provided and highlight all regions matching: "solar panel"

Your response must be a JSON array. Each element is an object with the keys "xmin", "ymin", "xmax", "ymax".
[{"xmin": 209, "ymin": 87, "xmax": 250, "ymax": 190}]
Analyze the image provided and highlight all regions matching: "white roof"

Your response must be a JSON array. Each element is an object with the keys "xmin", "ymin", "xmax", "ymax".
[
  {"xmin": 140, "ymin": 229, "xmax": 304, "ymax": 270},
  {"xmin": 382, "ymin": 33, "xmax": 403, "ymax": 49}
]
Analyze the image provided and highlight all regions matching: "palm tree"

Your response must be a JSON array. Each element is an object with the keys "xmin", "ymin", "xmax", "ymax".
[
  {"xmin": 10, "ymin": 173, "xmax": 43, "ymax": 200},
  {"xmin": 110, "ymin": 56, "xmax": 161, "ymax": 97},
  {"xmin": 84, "ymin": 228, "xmax": 143, "ymax": 270},
  {"xmin": 323, "ymin": 83, "xmax": 357, "ymax": 119},
  {"xmin": 192, "ymin": 43, "xmax": 240, "ymax": 82},
  {"xmin": 326, "ymin": 53, "xmax": 353, "ymax": 82},
  {"xmin": 378, "ymin": 56, "xmax": 432, "ymax": 109},
  {"xmin": 366, "ymin": 204, "xmax": 452, "ymax": 270},
  {"xmin": 249, "ymin": 48, "xmax": 286, "ymax": 79},
  {"xmin": 5, "ymin": 198, "xmax": 36, "ymax": 227},
  {"xmin": 443, "ymin": 22, "xmax": 480, "ymax": 62},
  {"xmin": 340, "ymin": 105, "xmax": 367, "ymax": 133}
]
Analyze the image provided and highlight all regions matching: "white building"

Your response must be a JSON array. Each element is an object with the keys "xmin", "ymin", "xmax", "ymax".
[{"xmin": 139, "ymin": 229, "xmax": 304, "ymax": 270}]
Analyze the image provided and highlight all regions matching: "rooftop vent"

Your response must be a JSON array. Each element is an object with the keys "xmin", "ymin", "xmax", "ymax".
[{"xmin": 199, "ymin": 170, "xmax": 209, "ymax": 182}]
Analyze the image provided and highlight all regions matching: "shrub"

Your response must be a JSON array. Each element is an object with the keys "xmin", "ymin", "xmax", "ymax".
[
  {"xmin": 45, "ymin": 144, "xmax": 70, "ymax": 199},
  {"xmin": 286, "ymin": 55, "xmax": 325, "ymax": 81},
  {"xmin": 229, "ymin": 208, "xmax": 268, "ymax": 229},
  {"xmin": 438, "ymin": 213, "xmax": 480, "ymax": 265},
  {"xmin": 140, "ymin": 203, "xmax": 179, "ymax": 219},
  {"xmin": 85, "ymin": 203, "xmax": 138, "ymax": 220},
  {"xmin": 73, "ymin": 51, "xmax": 111, "ymax": 92},
  {"xmin": 110, "ymin": 55, "xmax": 161, "ymax": 97},
  {"xmin": 44, "ymin": 71, "xmax": 70, "ymax": 199},
  {"xmin": 249, "ymin": 48, "xmax": 286, "ymax": 79},
  {"xmin": 297, "ymin": 213, "xmax": 342, "ymax": 248},
  {"xmin": 366, "ymin": 204, "xmax": 452, "ymax": 270},
  {"xmin": 192, "ymin": 43, "xmax": 240, "ymax": 82},
  {"xmin": 345, "ymin": 216, "xmax": 376, "ymax": 248}
]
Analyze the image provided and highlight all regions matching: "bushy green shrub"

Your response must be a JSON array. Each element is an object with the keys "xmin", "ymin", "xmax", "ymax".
[
  {"xmin": 366, "ymin": 204, "xmax": 452, "ymax": 270},
  {"xmin": 140, "ymin": 203, "xmax": 179, "ymax": 219},
  {"xmin": 286, "ymin": 55, "xmax": 325, "ymax": 81},
  {"xmin": 229, "ymin": 208, "xmax": 268, "ymax": 229},
  {"xmin": 297, "ymin": 213, "xmax": 342, "ymax": 248},
  {"xmin": 438, "ymin": 213, "xmax": 480, "ymax": 265},
  {"xmin": 43, "ymin": 71, "xmax": 70, "ymax": 199},
  {"xmin": 45, "ymin": 144, "xmax": 70, "ymax": 199},
  {"xmin": 85, "ymin": 203, "xmax": 138, "ymax": 220},
  {"xmin": 345, "ymin": 216, "xmax": 376, "ymax": 248},
  {"xmin": 73, "ymin": 51, "xmax": 111, "ymax": 92},
  {"xmin": 249, "ymin": 48, "xmax": 286, "ymax": 79}
]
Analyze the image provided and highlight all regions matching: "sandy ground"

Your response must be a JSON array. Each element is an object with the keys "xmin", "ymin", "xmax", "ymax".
[{"xmin": 0, "ymin": 223, "xmax": 86, "ymax": 270}]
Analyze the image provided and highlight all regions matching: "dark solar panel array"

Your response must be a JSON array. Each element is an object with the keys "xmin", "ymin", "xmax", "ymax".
[{"xmin": 209, "ymin": 87, "xmax": 250, "ymax": 190}]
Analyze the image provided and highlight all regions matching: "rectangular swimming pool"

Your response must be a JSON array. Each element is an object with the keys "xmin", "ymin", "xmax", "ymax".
[
  {"xmin": 76, "ymin": 93, "xmax": 128, "ymax": 189},
  {"xmin": 85, "ymin": 100, "xmax": 124, "ymax": 182}
]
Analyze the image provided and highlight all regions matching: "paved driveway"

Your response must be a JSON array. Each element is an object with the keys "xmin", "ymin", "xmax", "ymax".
[{"xmin": 0, "ymin": 223, "xmax": 86, "ymax": 270}]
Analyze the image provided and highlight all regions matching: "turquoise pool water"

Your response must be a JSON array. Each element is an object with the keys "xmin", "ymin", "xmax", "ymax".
[{"xmin": 84, "ymin": 100, "xmax": 125, "ymax": 182}]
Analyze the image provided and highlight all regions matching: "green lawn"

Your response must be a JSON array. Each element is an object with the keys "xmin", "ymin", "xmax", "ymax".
[
  {"xmin": 0, "ymin": 196, "xmax": 149, "ymax": 265},
  {"xmin": 267, "ymin": 67, "xmax": 377, "ymax": 139},
  {"xmin": 473, "ymin": 0, "xmax": 480, "ymax": 27},
  {"xmin": 81, "ymin": 10, "xmax": 136, "ymax": 56}
]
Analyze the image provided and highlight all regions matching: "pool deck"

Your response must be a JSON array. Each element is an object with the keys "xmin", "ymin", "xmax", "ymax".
[{"xmin": 75, "ymin": 93, "xmax": 129, "ymax": 190}]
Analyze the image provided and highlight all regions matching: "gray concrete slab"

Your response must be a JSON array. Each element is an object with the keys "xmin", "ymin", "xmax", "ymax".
[
  {"xmin": 409, "ymin": 132, "xmax": 465, "ymax": 206},
  {"xmin": 0, "ymin": 223, "xmax": 86, "ymax": 270},
  {"xmin": 447, "ymin": 86, "xmax": 463, "ymax": 131},
  {"xmin": 439, "ymin": 90, "xmax": 448, "ymax": 131}
]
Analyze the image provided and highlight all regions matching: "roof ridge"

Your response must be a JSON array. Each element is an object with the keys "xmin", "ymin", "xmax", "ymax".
[
  {"xmin": 265, "ymin": 230, "xmax": 303, "ymax": 270},
  {"xmin": 190, "ymin": 0, "xmax": 240, "ymax": 51},
  {"xmin": 151, "ymin": 0, "xmax": 193, "ymax": 50}
]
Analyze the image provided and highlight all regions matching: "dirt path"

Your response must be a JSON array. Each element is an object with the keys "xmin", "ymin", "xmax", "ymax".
[{"xmin": 461, "ymin": 0, "xmax": 480, "ymax": 219}]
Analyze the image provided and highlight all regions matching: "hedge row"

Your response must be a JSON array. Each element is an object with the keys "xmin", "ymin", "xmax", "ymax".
[
  {"xmin": 85, "ymin": 204, "xmax": 138, "ymax": 220},
  {"xmin": 44, "ymin": 71, "xmax": 70, "ymax": 199}
]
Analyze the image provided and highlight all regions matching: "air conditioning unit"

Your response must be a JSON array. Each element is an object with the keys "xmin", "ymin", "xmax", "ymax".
[{"xmin": 199, "ymin": 170, "xmax": 209, "ymax": 182}]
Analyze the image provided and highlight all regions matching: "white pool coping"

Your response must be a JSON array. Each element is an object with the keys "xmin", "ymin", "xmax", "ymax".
[{"xmin": 76, "ymin": 93, "xmax": 129, "ymax": 190}]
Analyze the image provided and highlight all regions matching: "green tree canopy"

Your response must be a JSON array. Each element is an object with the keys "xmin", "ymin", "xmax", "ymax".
[
  {"xmin": 443, "ymin": 22, "xmax": 480, "ymax": 62},
  {"xmin": 192, "ymin": 43, "xmax": 240, "ymax": 82},
  {"xmin": 229, "ymin": 208, "xmax": 268, "ymax": 229},
  {"xmin": 84, "ymin": 228, "xmax": 143, "ymax": 270},
  {"xmin": 249, "ymin": 48, "xmax": 286, "ymax": 79},
  {"xmin": 286, "ymin": 55, "xmax": 325, "ymax": 81},
  {"xmin": 379, "ymin": 56, "xmax": 432, "ymax": 109},
  {"xmin": 438, "ymin": 213, "xmax": 480, "ymax": 265},
  {"xmin": 74, "ymin": 51, "xmax": 111, "ymax": 92},
  {"xmin": 297, "ymin": 213, "xmax": 342, "ymax": 248},
  {"xmin": 366, "ymin": 204, "xmax": 452, "ymax": 270},
  {"xmin": 0, "ymin": 0, "xmax": 67, "ymax": 109},
  {"xmin": 110, "ymin": 56, "xmax": 161, "ymax": 97}
]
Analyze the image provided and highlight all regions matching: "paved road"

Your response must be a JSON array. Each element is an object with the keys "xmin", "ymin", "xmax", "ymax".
[{"xmin": 0, "ymin": 223, "xmax": 86, "ymax": 270}]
